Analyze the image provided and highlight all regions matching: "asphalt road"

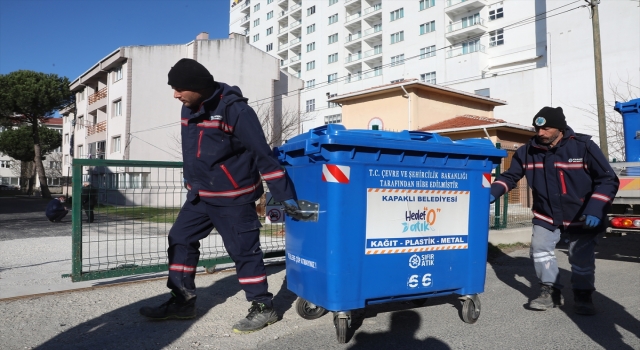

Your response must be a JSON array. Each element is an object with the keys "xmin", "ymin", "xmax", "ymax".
[
  {"xmin": 0, "ymin": 196, "xmax": 72, "ymax": 241},
  {"xmin": 0, "ymin": 196, "xmax": 639, "ymax": 349}
]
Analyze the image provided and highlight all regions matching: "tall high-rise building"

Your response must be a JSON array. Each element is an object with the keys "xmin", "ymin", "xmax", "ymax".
[{"xmin": 230, "ymin": 0, "xmax": 639, "ymax": 145}]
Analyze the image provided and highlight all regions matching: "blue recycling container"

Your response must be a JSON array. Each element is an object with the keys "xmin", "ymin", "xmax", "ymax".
[
  {"xmin": 614, "ymin": 98, "xmax": 640, "ymax": 163},
  {"xmin": 276, "ymin": 124, "xmax": 506, "ymax": 313}
]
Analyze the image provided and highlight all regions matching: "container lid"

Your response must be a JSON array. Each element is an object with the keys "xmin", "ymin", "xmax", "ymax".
[
  {"xmin": 614, "ymin": 98, "xmax": 640, "ymax": 115},
  {"xmin": 277, "ymin": 124, "xmax": 506, "ymax": 159}
]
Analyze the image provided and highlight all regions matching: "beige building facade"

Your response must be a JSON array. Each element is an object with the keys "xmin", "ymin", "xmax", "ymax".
[{"xmin": 328, "ymin": 80, "xmax": 506, "ymax": 132}]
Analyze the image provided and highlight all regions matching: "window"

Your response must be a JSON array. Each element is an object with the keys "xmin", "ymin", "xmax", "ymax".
[
  {"xmin": 327, "ymin": 93, "xmax": 338, "ymax": 108},
  {"xmin": 78, "ymin": 90, "xmax": 85, "ymax": 101},
  {"xmin": 267, "ymin": 0, "xmax": 273, "ymax": 3},
  {"xmin": 328, "ymin": 33, "xmax": 338, "ymax": 44},
  {"xmin": 64, "ymin": 133, "xmax": 69, "ymax": 144},
  {"xmin": 307, "ymin": 6, "xmax": 315, "ymax": 16},
  {"xmin": 328, "ymin": 53, "xmax": 338, "ymax": 63},
  {"xmin": 462, "ymin": 13, "xmax": 480, "ymax": 27},
  {"xmin": 266, "ymin": 27, "xmax": 273, "ymax": 35},
  {"xmin": 325, "ymin": 114, "xmax": 342, "ymax": 124},
  {"xmin": 420, "ymin": 21, "xmax": 436, "ymax": 34},
  {"xmin": 111, "ymin": 172, "xmax": 149, "ymax": 189},
  {"xmin": 306, "ymin": 42, "xmax": 316, "ymax": 52},
  {"xmin": 253, "ymin": 34, "xmax": 260, "ymax": 42},
  {"xmin": 327, "ymin": 73, "xmax": 338, "ymax": 84},
  {"xmin": 306, "ymin": 24, "xmax": 316, "ymax": 34},
  {"xmin": 113, "ymin": 100, "xmax": 122, "ymax": 116},
  {"xmin": 489, "ymin": 7, "xmax": 504, "ymax": 21},
  {"xmin": 0, "ymin": 160, "xmax": 11, "ymax": 168},
  {"xmin": 77, "ymin": 116, "xmax": 84, "ymax": 129},
  {"xmin": 306, "ymin": 61, "xmax": 316, "ymax": 71},
  {"xmin": 490, "ymin": 29, "xmax": 504, "ymax": 46},
  {"xmin": 420, "ymin": 71, "xmax": 436, "ymax": 84},
  {"xmin": 254, "ymin": 3, "xmax": 260, "ymax": 11},
  {"xmin": 112, "ymin": 136, "xmax": 121, "ymax": 153},
  {"xmin": 328, "ymin": 14, "xmax": 338, "ymax": 24},
  {"xmin": 64, "ymin": 155, "xmax": 69, "ymax": 165},
  {"xmin": 390, "ymin": 8, "xmax": 404, "ymax": 21},
  {"xmin": 391, "ymin": 54, "xmax": 405, "ymax": 66},
  {"xmin": 419, "ymin": 0, "xmax": 435, "ymax": 10},
  {"xmin": 329, "ymin": 0, "xmax": 338, "ymax": 5},
  {"xmin": 113, "ymin": 66, "xmax": 123, "ymax": 82},
  {"xmin": 306, "ymin": 99, "xmax": 315, "ymax": 112},
  {"xmin": 77, "ymin": 145, "xmax": 84, "ymax": 158},
  {"xmin": 254, "ymin": 19, "xmax": 260, "ymax": 27},
  {"xmin": 266, "ymin": 43, "xmax": 273, "ymax": 51},
  {"xmin": 267, "ymin": 10, "xmax": 273, "ymax": 19},
  {"xmin": 461, "ymin": 39, "xmax": 481, "ymax": 54},
  {"xmin": 475, "ymin": 88, "xmax": 490, "ymax": 97},
  {"xmin": 420, "ymin": 45, "xmax": 436, "ymax": 59},
  {"xmin": 306, "ymin": 79, "xmax": 315, "ymax": 88},
  {"xmin": 390, "ymin": 31, "xmax": 404, "ymax": 44}
]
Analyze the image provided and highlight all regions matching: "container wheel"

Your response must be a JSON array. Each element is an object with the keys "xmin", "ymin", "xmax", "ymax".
[
  {"xmin": 295, "ymin": 298, "xmax": 327, "ymax": 320},
  {"xmin": 461, "ymin": 298, "xmax": 480, "ymax": 324},
  {"xmin": 205, "ymin": 266, "xmax": 216, "ymax": 274},
  {"xmin": 335, "ymin": 317, "xmax": 348, "ymax": 343}
]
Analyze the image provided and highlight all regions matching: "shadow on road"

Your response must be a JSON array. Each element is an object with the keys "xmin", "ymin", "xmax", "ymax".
[
  {"xmin": 347, "ymin": 310, "xmax": 451, "ymax": 349},
  {"xmin": 489, "ymin": 236, "xmax": 640, "ymax": 350},
  {"xmin": 34, "ymin": 264, "xmax": 296, "ymax": 349}
]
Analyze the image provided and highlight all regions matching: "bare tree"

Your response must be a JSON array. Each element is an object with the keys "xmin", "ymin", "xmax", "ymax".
[
  {"xmin": 253, "ymin": 102, "xmax": 316, "ymax": 148},
  {"xmin": 575, "ymin": 77, "xmax": 639, "ymax": 161},
  {"xmin": 9, "ymin": 160, "xmax": 35, "ymax": 192},
  {"xmin": 44, "ymin": 152, "xmax": 63, "ymax": 180}
]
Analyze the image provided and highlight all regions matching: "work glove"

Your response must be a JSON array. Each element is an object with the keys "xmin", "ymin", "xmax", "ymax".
[
  {"xmin": 490, "ymin": 195, "xmax": 496, "ymax": 204},
  {"xmin": 282, "ymin": 199, "xmax": 310, "ymax": 221},
  {"xmin": 183, "ymin": 178, "xmax": 188, "ymax": 190},
  {"xmin": 580, "ymin": 215, "xmax": 601, "ymax": 228}
]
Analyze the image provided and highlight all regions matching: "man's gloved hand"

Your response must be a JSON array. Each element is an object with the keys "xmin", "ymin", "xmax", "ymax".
[
  {"xmin": 490, "ymin": 195, "xmax": 496, "ymax": 204},
  {"xmin": 183, "ymin": 178, "xmax": 188, "ymax": 190},
  {"xmin": 282, "ymin": 199, "xmax": 309, "ymax": 221},
  {"xmin": 580, "ymin": 215, "xmax": 601, "ymax": 228}
]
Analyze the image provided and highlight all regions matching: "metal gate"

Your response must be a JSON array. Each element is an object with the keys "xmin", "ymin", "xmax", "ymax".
[{"xmin": 64, "ymin": 159, "xmax": 285, "ymax": 282}]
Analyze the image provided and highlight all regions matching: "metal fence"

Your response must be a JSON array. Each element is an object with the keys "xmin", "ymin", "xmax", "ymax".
[
  {"xmin": 65, "ymin": 159, "xmax": 285, "ymax": 282},
  {"xmin": 490, "ymin": 144, "xmax": 534, "ymax": 230}
]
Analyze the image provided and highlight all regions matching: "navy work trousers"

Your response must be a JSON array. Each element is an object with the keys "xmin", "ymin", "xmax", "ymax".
[{"xmin": 167, "ymin": 197, "xmax": 273, "ymax": 307}]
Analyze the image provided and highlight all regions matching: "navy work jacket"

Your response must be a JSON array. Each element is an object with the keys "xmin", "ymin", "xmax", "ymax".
[
  {"xmin": 46, "ymin": 199, "xmax": 66, "ymax": 217},
  {"xmin": 180, "ymin": 82, "xmax": 295, "ymax": 206},
  {"xmin": 491, "ymin": 127, "xmax": 619, "ymax": 231}
]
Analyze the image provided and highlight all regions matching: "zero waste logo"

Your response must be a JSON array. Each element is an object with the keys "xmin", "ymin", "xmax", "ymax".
[{"xmin": 409, "ymin": 254, "xmax": 421, "ymax": 269}]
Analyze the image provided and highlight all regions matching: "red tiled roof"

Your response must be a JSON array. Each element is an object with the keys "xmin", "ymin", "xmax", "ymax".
[
  {"xmin": 419, "ymin": 115, "xmax": 508, "ymax": 131},
  {"xmin": 43, "ymin": 118, "xmax": 63, "ymax": 126}
]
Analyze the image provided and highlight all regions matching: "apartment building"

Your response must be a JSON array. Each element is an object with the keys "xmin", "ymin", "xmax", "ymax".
[
  {"xmin": 230, "ymin": 0, "xmax": 640, "ymax": 145},
  {"xmin": 59, "ymin": 32, "xmax": 303, "ymax": 172}
]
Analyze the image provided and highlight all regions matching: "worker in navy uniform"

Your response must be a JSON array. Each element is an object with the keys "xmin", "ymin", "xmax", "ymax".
[
  {"xmin": 490, "ymin": 106, "xmax": 619, "ymax": 315},
  {"xmin": 139, "ymin": 58, "xmax": 304, "ymax": 334},
  {"xmin": 45, "ymin": 195, "xmax": 69, "ymax": 222}
]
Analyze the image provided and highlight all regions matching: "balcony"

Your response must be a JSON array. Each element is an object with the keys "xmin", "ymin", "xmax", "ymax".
[
  {"xmin": 278, "ymin": 42, "xmax": 289, "ymax": 52},
  {"xmin": 290, "ymin": 55, "xmax": 302, "ymax": 63},
  {"xmin": 240, "ymin": 0, "xmax": 251, "ymax": 13},
  {"xmin": 346, "ymin": 74, "xmax": 363, "ymax": 83},
  {"xmin": 345, "ymin": 32, "xmax": 362, "ymax": 43},
  {"xmin": 280, "ymin": 58, "xmax": 289, "ymax": 67},
  {"xmin": 345, "ymin": 0, "xmax": 359, "ymax": 5},
  {"xmin": 289, "ymin": 19, "xmax": 302, "ymax": 30},
  {"xmin": 445, "ymin": 0, "xmax": 488, "ymax": 16},
  {"xmin": 290, "ymin": 3, "xmax": 301, "ymax": 12},
  {"xmin": 363, "ymin": 69, "xmax": 383, "ymax": 79},
  {"xmin": 289, "ymin": 37, "xmax": 301, "ymax": 46},
  {"xmin": 446, "ymin": 43, "xmax": 486, "ymax": 58},
  {"xmin": 445, "ymin": 18, "xmax": 486, "ymax": 42},
  {"xmin": 278, "ymin": 24, "xmax": 289, "ymax": 34},
  {"xmin": 363, "ymin": 3, "xmax": 382, "ymax": 18},
  {"xmin": 278, "ymin": 10, "xmax": 288, "ymax": 18},
  {"xmin": 86, "ymin": 121, "xmax": 107, "ymax": 137},
  {"xmin": 277, "ymin": 0, "xmax": 287, "ymax": 5},
  {"xmin": 346, "ymin": 12, "xmax": 361, "ymax": 24},
  {"xmin": 363, "ymin": 47, "xmax": 382, "ymax": 59},
  {"xmin": 345, "ymin": 53, "xmax": 362, "ymax": 65},
  {"xmin": 88, "ymin": 87, "xmax": 107, "ymax": 105},
  {"xmin": 363, "ymin": 25, "xmax": 382, "ymax": 39},
  {"xmin": 240, "ymin": 14, "xmax": 251, "ymax": 28}
]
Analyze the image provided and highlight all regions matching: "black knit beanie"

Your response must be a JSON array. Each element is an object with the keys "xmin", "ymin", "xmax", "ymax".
[
  {"xmin": 532, "ymin": 106, "xmax": 567, "ymax": 130},
  {"xmin": 167, "ymin": 58, "xmax": 215, "ymax": 90}
]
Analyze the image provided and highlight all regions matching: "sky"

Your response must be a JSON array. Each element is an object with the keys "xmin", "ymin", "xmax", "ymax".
[{"xmin": 0, "ymin": 0, "xmax": 231, "ymax": 81}]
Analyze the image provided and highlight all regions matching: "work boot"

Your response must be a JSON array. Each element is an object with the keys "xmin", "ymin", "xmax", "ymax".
[
  {"xmin": 573, "ymin": 289, "xmax": 596, "ymax": 315},
  {"xmin": 530, "ymin": 285, "xmax": 563, "ymax": 310},
  {"xmin": 139, "ymin": 293, "xmax": 196, "ymax": 320},
  {"xmin": 232, "ymin": 301, "xmax": 279, "ymax": 334}
]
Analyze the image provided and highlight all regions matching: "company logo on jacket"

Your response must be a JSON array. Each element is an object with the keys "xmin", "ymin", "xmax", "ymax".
[
  {"xmin": 210, "ymin": 115, "xmax": 223, "ymax": 121},
  {"xmin": 567, "ymin": 158, "xmax": 583, "ymax": 163}
]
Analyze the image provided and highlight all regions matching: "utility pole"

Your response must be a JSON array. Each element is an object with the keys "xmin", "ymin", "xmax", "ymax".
[{"xmin": 588, "ymin": 0, "xmax": 609, "ymax": 159}]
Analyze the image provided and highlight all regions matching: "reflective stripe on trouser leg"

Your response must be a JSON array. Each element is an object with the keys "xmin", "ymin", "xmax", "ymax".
[
  {"xmin": 530, "ymin": 225, "xmax": 562, "ymax": 289},
  {"xmin": 568, "ymin": 232, "xmax": 599, "ymax": 291},
  {"xmin": 207, "ymin": 202, "xmax": 273, "ymax": 307},
  {"xmin": 167, "ymin": 199, "xmax": 215, "ymax": 301}
]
